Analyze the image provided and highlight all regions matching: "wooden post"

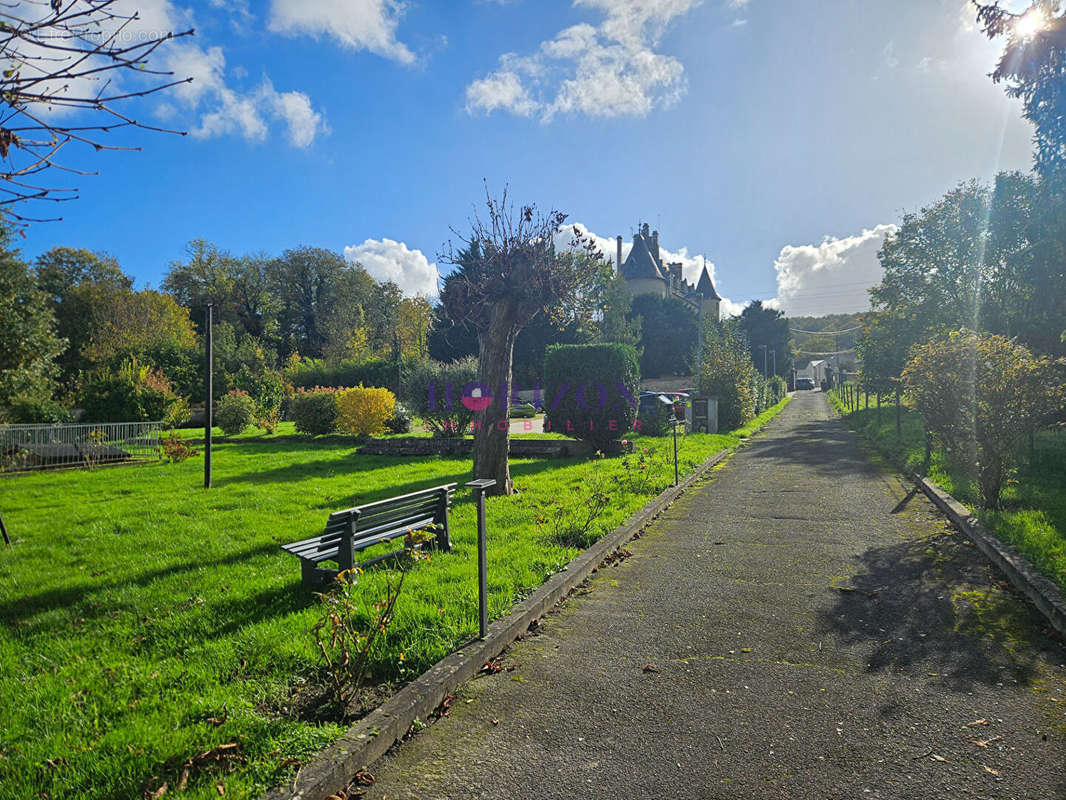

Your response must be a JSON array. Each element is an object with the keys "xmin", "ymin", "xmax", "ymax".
[{"xmin": 895, "ymin": 387, "xmax": 902, "ymax": 439}]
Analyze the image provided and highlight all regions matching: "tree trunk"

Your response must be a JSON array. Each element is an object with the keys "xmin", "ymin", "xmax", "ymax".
[{"xmin": 473, "ymin": 302, "xmax": 518, "ymax": 496}]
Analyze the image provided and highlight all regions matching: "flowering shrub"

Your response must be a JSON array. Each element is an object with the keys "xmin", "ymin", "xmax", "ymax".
[
  {"xmin": 336, "ymin": 386, "xmax": 396, "ymax": 437},
  {"xmin": 386, "ymin": 402, "xmax": 412, "ymax": 434},
  {"xmin": 160, "ymin": 431, "xmax": 198, "ymax": 463},
  {"xmin": 215, "ymin": 389, "xmax": 256, "ymax": 436},
  {"xmin": 290, "ymin": 387, "xmax": 340, "ymax": 435}
]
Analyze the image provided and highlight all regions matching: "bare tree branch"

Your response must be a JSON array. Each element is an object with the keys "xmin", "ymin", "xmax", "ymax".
[{"xmin": 1, "ymin": 0, "xmax": 193, "ymax": 227}]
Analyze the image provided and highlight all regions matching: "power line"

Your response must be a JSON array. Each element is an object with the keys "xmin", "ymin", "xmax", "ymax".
[{"xmin": 790, "ymin": 324, "xmax": 864, "ymax": 335}]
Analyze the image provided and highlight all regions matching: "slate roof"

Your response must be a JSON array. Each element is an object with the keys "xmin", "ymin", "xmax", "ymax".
[
  {"xmin": 620, "ymin": 233, "xmax": 664, "ymax": 281},
  {"xmin": 696, "ymin": 265, "xmax": 721, "ymax": 300}
]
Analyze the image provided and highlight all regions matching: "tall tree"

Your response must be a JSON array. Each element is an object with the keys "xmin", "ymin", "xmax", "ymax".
[
  {"xmin": 596, "ymin": 271, "xmax": 642, "ymax": 353},
  {"xmin": 975, "ymin": 1, "xmax": 1066, "ymax": 175},
  {"xmin": 0, "ymin": 228, "xmax": 64, "ymax": 419},
  {"xmin": 33, "ymin": 247, "xmax": 132, "ymax": 381},
  {"xmin": 268, "ymin": 247, "xmax": 363, "ymax": 359},
  {"xmin": 629, "ymin": 294, "xmax": 697, "ymax": 378},
  {"xmin": 738, "ymin": 300, "xmax": 792, "ymax": 378},
  {"xmin": 439, "ymin": 190, "xmax": 601, "ymax": 495}
]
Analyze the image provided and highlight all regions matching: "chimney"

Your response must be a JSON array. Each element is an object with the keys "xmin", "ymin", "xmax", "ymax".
[
  {"xmin": 616, "ymin": 235, "xmax": 623, "ymax": 272},
  {"xmin": 652, "ymin": 230, "xmax": 660, "ymax": 265}
]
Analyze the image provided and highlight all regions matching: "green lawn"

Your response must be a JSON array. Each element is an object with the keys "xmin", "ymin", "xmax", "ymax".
[
  {"xmin": 827, "ymin": 386, "xmax": 1066, "ymax": 594},
  {"xmin": 0, "ymin": 399, "xmax": 787, "ymax": 800}
]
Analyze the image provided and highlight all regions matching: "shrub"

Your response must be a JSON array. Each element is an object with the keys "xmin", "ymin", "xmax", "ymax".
[
  {"xmin": 403, "ymin": 358, "xmax": 478, "ymax": 437},
  {"xmin": 215, "ymin": 390, "xmax": 256, "ymax": 436},
  {"xmin": 699, "ymin": 321, "xmax": 756, "ymax": 431},
  {"xmin": 543, "ymin": 343, "xmax": 639, "ymax": 451},
  {"xmin": 290, "ymin": 388, "xmax": 339, "ymax": 436},
  {"xmin": 2, "ymin": 396, "xmax": 71, "ymax": 424},
  {"xmin": 286, "ymin": 356, "xmax": 398, "ymax": 392},
  {"xmin": 769, "ymin": 375, "xmax": 788, "ymax": 406},
  {"xmin": 160, "ymin": 431, "xmax": 198, "ymax": 463},
  {"xmin": 386, "ymin": 402, "xmax": 412, "ymax": 434},
  {"xmin": 336, "ymin": 386, "xmax": 396, "ymax": 437},
  {"xmin": 79, "ymin": 359, "xmax": 187, "ymax": 424},
  {"xmin": 231, "ymin": 364, "xmax": 286, "ymax": 416},
  {"xmin": 255, "ymin": 407, "xmax": 280, "ymax": 434},
  {"xmin": 902, "ymin": 329, "xmax": 1066, "ymax": 509}
]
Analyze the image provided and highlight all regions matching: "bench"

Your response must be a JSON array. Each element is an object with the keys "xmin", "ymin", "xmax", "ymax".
[{"xmin": 281, "ymin": 484, "xmax": 456, "ymax": 588}]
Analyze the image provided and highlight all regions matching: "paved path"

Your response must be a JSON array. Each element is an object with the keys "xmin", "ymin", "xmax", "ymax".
[{"xmin": 367, "ymin": 393, "xmax": 1066, "ymax": 799}]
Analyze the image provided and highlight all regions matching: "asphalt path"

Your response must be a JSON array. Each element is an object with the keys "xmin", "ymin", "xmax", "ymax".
[{"xmin": 365, "ymin": 391, "xmax": 1066, "ymax": 799}]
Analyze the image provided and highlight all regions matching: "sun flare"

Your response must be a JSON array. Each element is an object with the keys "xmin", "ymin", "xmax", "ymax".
[{"xmin": 1014, "ymin": 7, "xmax": 1049, "ymax": 40}]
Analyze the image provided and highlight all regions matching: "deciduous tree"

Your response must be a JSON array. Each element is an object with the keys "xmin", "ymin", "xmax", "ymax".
[
  {"xmin": 439, "ymin": 189, "xmax": 601, "ymax": 494},
  {"xmin": 902, "ymin": 329, "xmax": 1066, "ymax": 508}
]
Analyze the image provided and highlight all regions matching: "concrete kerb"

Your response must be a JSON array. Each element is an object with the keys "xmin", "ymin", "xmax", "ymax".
[
  {"xmin": 264, "ymin": 447, "xmax": 732, "ymax": 800},
  {"xmin": 915, "ymin": 475, "xmax": 1066, "ymax": 638}
]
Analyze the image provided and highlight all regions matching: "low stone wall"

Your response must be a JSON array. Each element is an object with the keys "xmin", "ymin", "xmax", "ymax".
[{"xmin": 356, "ymin": 437, "xmax": 596, "ymax": 458}]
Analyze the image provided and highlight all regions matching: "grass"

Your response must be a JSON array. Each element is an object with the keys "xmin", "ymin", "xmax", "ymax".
[
  {"xmin": 0, "ymin": 399, "xmax": 788, "ymax": 800},
  {"xmin": 826, "ymin": 385, "xmax": 1066, "ymax": 594}
]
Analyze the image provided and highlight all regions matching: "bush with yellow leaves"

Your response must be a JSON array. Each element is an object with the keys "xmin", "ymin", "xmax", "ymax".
[{"xmin": 335, "ymin": 386, "xmax": 396, "ymax": 437}]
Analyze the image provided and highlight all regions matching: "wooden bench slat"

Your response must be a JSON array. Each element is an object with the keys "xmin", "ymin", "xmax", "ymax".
[
  {"xmin": 280, "ymin": 483, "xmax": 456, "ymax": 587},
  {"xmin": 325, "ymin": 483, "xmax": 457, "ymax": 521},
  {"xmin": 283, "ymin": 516, "xmax": 438, "ymax": 562}
]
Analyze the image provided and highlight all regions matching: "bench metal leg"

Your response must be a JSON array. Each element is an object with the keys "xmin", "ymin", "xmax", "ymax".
[
  {"xmin": 301, "ymin": 559, "xmax": 340, "ymax": 589},
  {"xmin": 437, "ymin": 488, "xmax": 452, "ymax": 551}
]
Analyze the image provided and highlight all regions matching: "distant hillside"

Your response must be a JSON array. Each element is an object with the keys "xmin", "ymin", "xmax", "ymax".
[{"xmin": 787, "ymin": 312, "xmax": 864, "ymax": 361}]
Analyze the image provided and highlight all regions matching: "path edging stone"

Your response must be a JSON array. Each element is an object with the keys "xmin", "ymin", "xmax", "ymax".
[
  {"xmin": 264, "ymin": 447, "xmax": 732, "ymax": 800},
  {"xmin": 915, "ymin": 475, "xmax": 1066, "ymax": 638}
]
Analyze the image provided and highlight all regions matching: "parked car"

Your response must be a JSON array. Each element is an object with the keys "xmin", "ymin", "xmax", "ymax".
[
  {"xmin": 795, "ymin": 377, "xmax": 815, "ymax": 391},
  {"xmin": 508, "ymin": 402, "xmax": 538, "ymax": 418}
]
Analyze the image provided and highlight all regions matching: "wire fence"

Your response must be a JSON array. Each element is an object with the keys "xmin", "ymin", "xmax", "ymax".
[{"xmin": 0, "ymin": 421, "xmax": 163, "ymax": 473}]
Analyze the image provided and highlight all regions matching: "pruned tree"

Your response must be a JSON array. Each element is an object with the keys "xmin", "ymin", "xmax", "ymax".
[
  {"xmin": 1, "ymin": 1, "xmax": 193, "ymax": 223},
  {"xmin": 439, "ymin": 187, "xmax": 602, "ymax": 495}
]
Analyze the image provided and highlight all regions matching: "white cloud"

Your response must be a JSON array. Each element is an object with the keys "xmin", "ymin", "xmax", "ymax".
[
  {"xmin": 268, "ymin": 0, "xmax": 415, "ymax": 64},
  {"xmin": 727, "ymin": 0, "xmax": 749, "ymax": 8},
  {"xmin": 344, "ymin": 238, "xmax": 440, "ymax": 298},
  {"xmin": 772, "ymin": 224, "xmax": 898, "ymax": 315},
  {"xmin": 465, "ymin": 0, "xmax": 701, "ymax": 120}
]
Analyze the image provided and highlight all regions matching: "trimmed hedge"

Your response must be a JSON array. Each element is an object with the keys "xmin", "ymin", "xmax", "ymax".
[
  {"xmin": 544, "ymin": 343, "xmax": 639, "ymax": 451},
  {"xmin": 289, "ymin": 388, "xmax": 339, "ymax": 435},
  {"xmin": 285, "ymin": 357, "xmax": 399, "ymax": 392}
]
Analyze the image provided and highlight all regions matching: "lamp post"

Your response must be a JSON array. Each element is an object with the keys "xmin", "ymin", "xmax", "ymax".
[
  {"xmin": 757, "ymin": 344, "xmax": 768, "ymax": 379},
  {"xmin": 204, "ymin": 302, "xmax": 214, "ymax": 490}
]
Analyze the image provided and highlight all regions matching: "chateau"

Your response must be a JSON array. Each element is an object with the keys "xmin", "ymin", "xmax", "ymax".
[{"xmin": 616, "ymin": 223, "xmax": 720, "ymax": 322}]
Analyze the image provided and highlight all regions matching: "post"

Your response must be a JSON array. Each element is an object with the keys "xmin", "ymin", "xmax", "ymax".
[
  {"xmin": 204, "ymin": 303, "xmax": 214, "ymax": 490},
  {"xmin": 1, "ymin": 513, "xmax": 9, "ymax": 546},
  {"xmin": 466, "ymin": 479, "xmax": 496, "ymax": 639},
  {"xmin": 771, "ymin": 349, "xmax": 776, "ymax": 378},
  {"xmin": 895, "ymin": 386, "xmax": 901, "ymax": 439},
  {"xmin": 673, "ymin": 419, "xmax": 680, "ymax": 486}
]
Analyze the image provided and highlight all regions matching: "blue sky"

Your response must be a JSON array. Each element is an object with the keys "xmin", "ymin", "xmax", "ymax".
[{"xmin": 17, "ymin": 0, "xmax": 1036, "ymax": 316}]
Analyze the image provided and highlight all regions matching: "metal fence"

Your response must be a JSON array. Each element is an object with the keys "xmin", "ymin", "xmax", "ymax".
[{"xmin": 0, "ymin": 421, "xmax": 163, "ymax": 473}]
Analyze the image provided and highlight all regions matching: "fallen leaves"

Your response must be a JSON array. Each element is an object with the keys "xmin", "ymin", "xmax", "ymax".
[
  {"xmin": 642, "ymin": 664, "xmax": 661, "ymax": 674},
  {"xmin": 966, "ymin": 718, "xmax": 991, "ymax": 727},
  {"xmin": 968, "ymin": 736, "xmax": 1002, "ymax": 748}
]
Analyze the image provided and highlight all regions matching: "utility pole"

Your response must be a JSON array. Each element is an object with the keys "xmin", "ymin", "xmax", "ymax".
[
  {"xmin": 770, "ymin": 348, "xmax": 776, "ymax": 378},
  {"xmin": 758, "ymin": 344, "xmax": 768, "ymax": 379},
  {"xmin": 204, "ymin": 302, "xmax": 214, "ymax": 490}
]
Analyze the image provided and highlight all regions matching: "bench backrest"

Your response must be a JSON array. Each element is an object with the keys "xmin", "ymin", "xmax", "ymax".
[{"xmin": 322, "ymin": 483, "xmax": 455, "ymax": 550}]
